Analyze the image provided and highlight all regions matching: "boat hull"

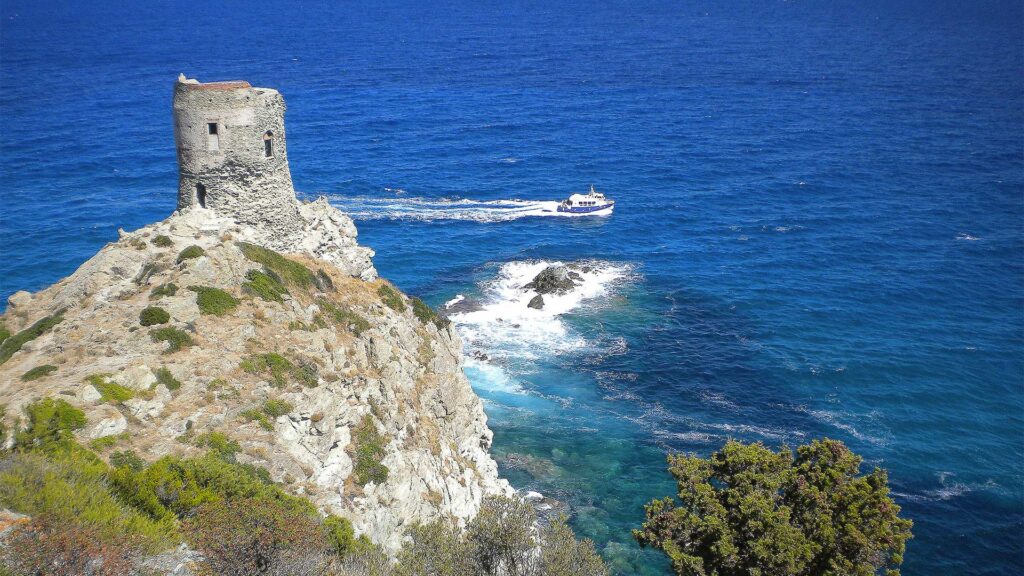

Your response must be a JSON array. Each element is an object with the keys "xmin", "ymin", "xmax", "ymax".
[{"xmin": 556, "ymin": 202, "xmax": 614, "ymax": 214}]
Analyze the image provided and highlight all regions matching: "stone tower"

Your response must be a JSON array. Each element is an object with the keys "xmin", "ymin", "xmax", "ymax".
[{"xmin": 172, "ymin": 74, "xmax": 303, "ymax": 234}]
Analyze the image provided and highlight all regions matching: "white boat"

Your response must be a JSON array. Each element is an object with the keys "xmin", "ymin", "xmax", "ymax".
[{"xmin": 557, "ymin": 185, "xmax": 615, "ymax": 214}]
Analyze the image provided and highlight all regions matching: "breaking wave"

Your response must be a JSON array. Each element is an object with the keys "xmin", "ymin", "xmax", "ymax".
[{"xmin": 325, "ymin": 194, "xmax": 612, "ymax": 222}]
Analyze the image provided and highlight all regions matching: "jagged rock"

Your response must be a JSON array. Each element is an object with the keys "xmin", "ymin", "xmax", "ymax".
[
  {"xmin": 6, "ymin": 291, "xmax": 31, "ymax": 311},
  {"xmin": 90, "ymin": 406, "xmax": 128, "ymax": 439},
  {"xmin": 523, "ymin": 265, "xmax": 576, "ymax": 295},
  {"xmin": 527, "ymin": 294, "xmax": 545, "ymax": 309}
]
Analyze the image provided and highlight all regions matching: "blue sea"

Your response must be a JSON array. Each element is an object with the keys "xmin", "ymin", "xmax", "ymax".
[{"xmin": 1, "ymin": 1, "xmax": 1022, "ymax": 573}]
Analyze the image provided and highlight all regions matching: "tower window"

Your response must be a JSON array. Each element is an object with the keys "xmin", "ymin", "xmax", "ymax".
[
  {"xmin": 207, "ymin": 122, "xmax": 220, "ymax": 151},
  {"xmin": 263, "ymin": 130, "xmax": 274, "ymax": 158}
]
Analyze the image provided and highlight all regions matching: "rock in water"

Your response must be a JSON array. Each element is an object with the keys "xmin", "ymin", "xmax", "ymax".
[
  {"xmin": 523, "ymin": 265, "xmax": 576, "ymax": 295},
  {"xmin": 527, "ymin": 294, "xmax": 545, "ymax": 309}
]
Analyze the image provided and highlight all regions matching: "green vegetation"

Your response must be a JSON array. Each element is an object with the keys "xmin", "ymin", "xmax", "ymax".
[
  {"xmin": 0, "ymin": 309, "xmax": 65, "ymax": 365},
  {"xmin": 316, "ymin": 269, "xmax": 335, "ymax": 291},
  {"xmin": 154, "ymin": 367, "xmax": 181, "ymax": 391},
  {"xmin": 150, "ymin": 326, "xmax": 194, "ymax": 353},
  {"xmin": 188, "ymin": 285, "xmax": 239, "ymax": 316},
  {"xmin": 352, "ymin": 414, "xmax": 389, "ymax": 486},
  {"xmin": 20, "ymin": 364, "xmax": 57, "ymax": 381},
  {"xmin": 240, "ymin": 352, "xmax": 317, "ymax": 388},
  {"xmin": 192, "ymin": 431, "xmax": 241, "ymax": 459},
  {"xmin": 242, "ymin": 269, "xmax": 288, "ymax": 302},
  {"xmin": 150, "ymin": 282, "xmax": 179, "ymax": 298},
  {"xmin": 89, "ymin": 432, "xmax": 129, "ymax": 451},
  {"xmin": 240, "ymin": 408, "xmax": 274, "ymax": 431},
  {"xmin": 134, "ymin": 262, "xmax": 161, "ymax": 285},
  {"xmin": 0, "ymin": 322, "xmax": 11, "ymax": 344},
  {"xmin": 634, "ymin": 439, "xmax": 913, "ymax": 576},
  {"xmin": 412, "ymin": 297, "xmax": 450, "ymax": 329},
  {"xmin": 378, "ymin": 283, "xmax": 406, "ymax": 312},
  {"xmin": 318, "ymin": 297, "xmax": 371, "ymax": 336},
  {"xmin": 12, "ymin": 398, "xmax": 86, "ymax": 451},
  {"xmin": 176, "ymin": 245, "xmax": 205, "ymax": 263},
  {"xmin": 263, "ymin": 398, "xmax": 294, "ymax": 418},
  {"xmin": 151, "ymin": 234, "xmax": 173, "ymax": 247},
  {"xmin": 110, "ymin": 450, "xmax": 145, "ymax": 472},
  {"xmin": 87, "ymin": 374, "xmax": 135, "ymax": 403},
  {"xmin": 237, "ymin": 241, "xmax": 316, "ymax": 288},
  {"xmin": 393, "ymin": 496, "xmax": 607, "ymax": 576},
  {"xmin": 139, "ymin": 306, "xmax": 170, "ymax": 326}
]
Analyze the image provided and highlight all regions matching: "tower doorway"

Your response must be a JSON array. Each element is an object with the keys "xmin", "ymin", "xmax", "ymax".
[{"xmin": 196, "ymin": 183, "xmax": 207, "ymax": 208}]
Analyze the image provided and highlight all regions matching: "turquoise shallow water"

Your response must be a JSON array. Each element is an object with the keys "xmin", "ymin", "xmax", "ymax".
[{"xmin": 1, "ymin": 1, "xmax": 1022, "ymax": 573}]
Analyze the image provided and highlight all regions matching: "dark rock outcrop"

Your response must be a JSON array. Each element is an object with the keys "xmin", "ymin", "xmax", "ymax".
[
  {"xmin": 527, "ymin": 294, "xmax": 545, "ymax": 310},
  {"xmin": 523, "ymin": 265, "xmax": 576, "ymax": 295}
]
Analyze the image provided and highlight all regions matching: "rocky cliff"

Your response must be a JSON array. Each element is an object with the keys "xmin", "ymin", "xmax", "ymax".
[{"xmin": 0, "ymin": 203, "xmax": 510, "ymax": 552}]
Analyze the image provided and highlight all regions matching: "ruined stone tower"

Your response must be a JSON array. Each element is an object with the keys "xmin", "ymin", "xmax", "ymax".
[{"xmin": 172, "ymin": 74, "xmax": 303, "ymax": 235}]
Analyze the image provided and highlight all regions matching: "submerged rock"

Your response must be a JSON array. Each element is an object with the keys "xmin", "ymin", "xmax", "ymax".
[{"xmin": 523, "ymin": 265, "xmax": 577, "ymax": 295}]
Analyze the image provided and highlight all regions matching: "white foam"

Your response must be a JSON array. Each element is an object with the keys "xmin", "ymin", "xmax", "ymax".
[
  {"xmin": 324, "ymin": 194, "xmax": 612, "ymax": 222},
  {"xmin": 444, "ymin": 294, "xmax": 465, "ymax": 308},
  {"xmin": 449, "ymin": 260, "xmax": 634, "ymax": 362}
]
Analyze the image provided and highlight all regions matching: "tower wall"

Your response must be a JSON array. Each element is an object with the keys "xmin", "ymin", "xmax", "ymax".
[{"xmin": 172, "ymin": 76, "xmax": 302, "ymax": 234}]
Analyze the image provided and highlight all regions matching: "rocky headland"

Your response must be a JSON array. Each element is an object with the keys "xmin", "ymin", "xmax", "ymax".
[{"xmin": 0, "ymin": 202, "xmax": 510, "ymax": 552}]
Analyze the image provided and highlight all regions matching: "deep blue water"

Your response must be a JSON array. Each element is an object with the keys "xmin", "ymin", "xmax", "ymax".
[{"xmin": 2, "ymin": 1, "xmax": 1023, "ymax": 574}]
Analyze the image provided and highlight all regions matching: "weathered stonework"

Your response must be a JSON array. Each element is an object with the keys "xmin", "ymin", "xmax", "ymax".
[{"xmin": 172, "ymin": 75, "xmax": 376, "ymax": 280}]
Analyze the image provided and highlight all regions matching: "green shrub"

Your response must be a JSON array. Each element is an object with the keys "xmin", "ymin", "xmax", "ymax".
[
  {"xmin": 87, "ymin": 375, "xmax": 135, "ymax": 403},
  {"xmin": 324, "ymin": 514, "xmax": 357, "ymax": 557},
  {"xmin": 193, "ymin": 432, "xmax": 241, "ymax": 460},
  {"xmin": 151, "ymin": 235, "xmax": 173, "ymax": 247},
  {"xmin": 21, "ymin": 364, "xmax": 58, "ymax": 381},
  {"xmin": 634, "ymin": 439, "xmax": 913, "ymax": 576},
  {"xmin": 89, "ymin": 432, "xmax": 128, "ymax": 451},
  {"xmin": 412, "ymin": 297, "xmax": 450, "ymax": 329},
  {"xmin": 242, "ymin": 269, "xmax": 288, "ymax": 302},
  {"xmin": 154, "ymin": 367, "xmax": 181, "ymax": 391},
  {"xmin": 0, "ymin": 450, "xmax": 178, "ymax": 553},
  {"xmin": 352, "ymin": 414, "xmax": 388, "ymax": 486},
  {"xmin": 318, "ymin": 298, "xmax": 371, "ymax": 336},
  {"xmin": 188, "ymin": 285, "xmax": 239, "ymax": 316},
  {"xmin": 150, "ymin": 282, "xmax": 179, "ymax": 298},
  {"xmin": 262, "ymin": 399, "xmax": 294, "ymax": 418},
  {"xmin": 240, "ymin": 352, "xmax": 295, "ymax": 388},
  {"xmin": 0, "ymin": 322, "xmax": 10, "ymax": 344},
  {"xmin": 150, "ymin": 326, "xmax": 194, "ymax": 353},
  {"xmin": 187, "ymin": 496, "xmax": 331, "ymax": 576},
  {"xmin": 13, "ymin": 398, "xmax": 87, "ymax": 451},
  {"xmin": 378, "ymin": 283, "xmax": 406, "ymax": 312},
  {"xmin": 110, "ymin": 450, "xmax": 146, "ymax": 472},
  {"xmin": 316, "ymin": 269, "xmax": 335, "ymax": 291},
  {"xmin": 237, "ymin": 242, "xmax": 316, "ymax": 288},
  {"xmin": 240, "ymin": 408, "xmax": 274, "ymax": 431},
  {"xmin": 0, "ymin": 310, "xmax": 65, "ymax": 365},
  {"xmin": 176, "ymin": 245, "xmax": 205, "ymax": 263},
  {"xmin": 139, "ymin": 306, "xmax": 170, "ymax": 326}
]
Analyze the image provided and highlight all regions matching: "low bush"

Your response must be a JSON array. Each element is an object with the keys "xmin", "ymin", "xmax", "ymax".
[
  {"xmin": 238, "ymin": 242, "xmax": 316, "ymax": 288},
  {"xmin": 89, "ymin": 432, "xmax": 128, "ymax": 451},
  {"xmin": 187, "ymin": 497, "xmax": 331, "ymax": 576},
  {"xmin": 0, "ymin": 450, "xmax": 177, "ymax": 551},
  {"xmin": 140, "ymin": 305, "xmax": 170, "ymax": 326},
  {"xmin": 150, "ymin": 326, "xmax": 194, "ymax": 353},
  {"xmin": 243, "ymin": 269, "xmax": 289, "ymax": 302},
  {"xmin": 241, "ymin": 408, "xmax": 274, "ymax": 431},
  {"xmin": 352, "ymin": 414, "xmax": 389, "ymax": 486},
  {"xmin": 193, "ymin": 431, "xmax": 241, "ymax": 460},
  {"xmin": 0, "ymin": 322, "xmax": 11, "ymax": 344},
  {"xmin": 151, "ymin": 234, "xmax": 173, "ymax": 247},
  {"xmin": 150, "ymin": 282, "xmax": 179, "ymax": 298},
  {"xmin": 263, "ymin": 399, "xmax": 294, "ymax": 418},
  {"xmin": 378, "ymin": 283, "xmax": 407, "ymax": 312},
  {"xmin": 13, "ymin": 398, "xmax": 86, "ymax": 451},
  {"xmin": 110, "ymin": 450, "xmax": 146, "ymax": 472},
  {"xmin": 318, "ymin": 298, "xmax": 371, "ymax": 336},
  {"xmin": 87, "ymin": 374, "xmax": 135, "ymax": 403},
  {"xmin": 241, "ymin": 352, "xmax": 308, "ymax": 388},
  {"xmin": 0, "ymin": 309, "xmax": 65, "ymax": 365},
  {"xmin": 412, "ymin": 297, "xmax": 450, "ymax": 330},
  {"xmin": 21, "ymin": 364, "xmax": 57, "ymax": 381},
  {"xmin": 154, "ymin": 366, "xmax": 181, "ymax": 391},
  {"xmin": 4, "ymin": 514, "xmax": 144, "ymax": 576},
  {"xmin": 189, "ymin": 285, "xmax": 240, "ymax": 316},
  {"xmin": 176, "ymin": 245, "xmax": 205, "ymax": 263}
]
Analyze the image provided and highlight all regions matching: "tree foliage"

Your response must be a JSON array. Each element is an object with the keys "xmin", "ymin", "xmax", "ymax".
[{"xmin": 634, "ymin": 439, "xmax": 913, "ymax": 576}]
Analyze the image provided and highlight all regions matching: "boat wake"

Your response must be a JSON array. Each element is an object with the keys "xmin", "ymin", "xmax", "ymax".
[{"xmin": 323, "ymin": 194, "xmax": 612, "ymax": 222}]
